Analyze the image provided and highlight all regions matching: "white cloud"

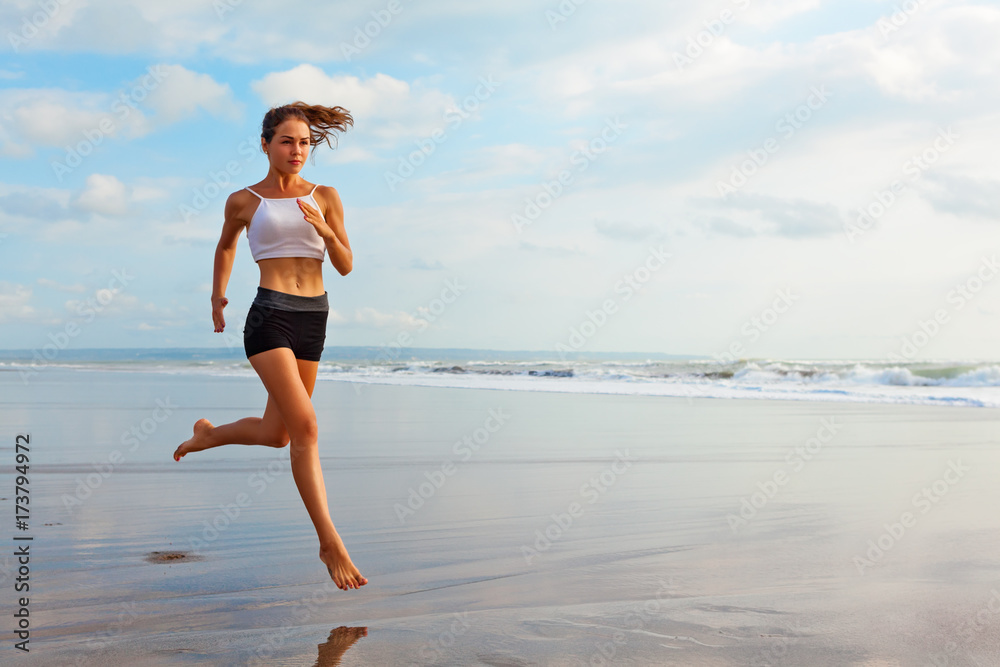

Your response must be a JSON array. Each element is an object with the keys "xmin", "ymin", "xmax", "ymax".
[
  {"xmin": 64, "ymin": 291, "xmax": 140, "ymax": 318},
  {"xmin": 74, "ymin": 174, "xmax": 129, "ymax": 216},
  {"xmin": 326, "ymin": 145, "xmax": 380, "ymax": 164},
  {"xmin": 351, "ymin": 306, "xmax": 424, "ymax": 329},
  {"xmin": 3, "ymin": 0, "xmax": 88, "ymax": 53},
  {"xmin": 849, "ymin": 3, "xmax": 1000, "ymax": 102},
  {"xmin": 0, "ymin": 88, "xmax": 147, "ymax": 156},
  {"xmin": 529, "ymin": 26, "xmax": 790, "ymax": 117},
  {"xmin": 37, "ymin": 278, "xmax": 86, "ymax": 293},
  {"xmin": 0, "ymin": 0, "xmax": 591, "ymax": 64},
  {"xmin": 740, "ymin": 0, "xmax": 822, "ymax": 28},
  {"xmin": 525, "ymin": 1, "xmax": 1000, "ymax": 126},
  {"xmin": 410, "ymin": 257, "xmax": 444, "ymax": 271},
  {"xmin": 860, "ymin": 33, "xmax": 951, "ymax": 101},
  {"xmin": 0, "ymin": 282, "xmax": 35, "ymax": 323},
  {"xmin": 420, "ymin": 143, "xmax": 556, "ymax": 191},
  {"xmin": 158, "ymin": 219, "xmax": 218, "ymax": 245},
  {"xmin": 130, "ymin": 184, "xmax": 169, "ymax": 202},
  {"xmin": 517, "ymin": 240, "xmax": 587, "ymax": 257},
  {"xmin": 464, "ymin": 143, "xmax": 553, "ymax": 177},
  {"xmin": 36, "ymin": 219, "xmax": 86, "ymax": 243},
  {"xmin": 251, "ymin": 65, "xmax": 457, "ymax": 148},
  {"xmin": 707, "ymin": 192, "xmax": 843, "ymax": 238},
  {"xmin": 0, "ymin": 65, "xmax": 238, "ymax": 157},
  {"xmin": 594, "ymin": 219, "xmax": 657, "ymax": 241},
  {"xmin": 0, "ymin": 186, "xmax": 69, "ymax": 222},
  {"xmin": 1, "ymin": 0, "xmax": 231, "ymax": 57},
  {"xmin": 143, "ymin": 64, "xmax": 242, "ymax": 124}
]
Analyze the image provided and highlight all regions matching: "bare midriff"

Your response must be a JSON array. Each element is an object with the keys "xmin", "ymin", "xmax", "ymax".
[
  {"xmin": 257, "ymin": 257, "xmax": 325, "ymax": 296},
  {"xmin": 238, "ymin": 188, "xmax": 327, "ymax": 297}
]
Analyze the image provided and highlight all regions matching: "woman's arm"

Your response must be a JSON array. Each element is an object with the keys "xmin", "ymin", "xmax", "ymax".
[
  {"xmin": 299, "ymin": 186, "xmax": 352, "ymax": 276},
  {"xmin": 212, "ymin": 193, "xmax": 247, "ymax": 332}
]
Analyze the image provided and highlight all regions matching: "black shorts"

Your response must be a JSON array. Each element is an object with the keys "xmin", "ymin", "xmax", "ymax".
[{"xmin": 243, "ymin": 287, "xmax": 329, "ymax": 362}]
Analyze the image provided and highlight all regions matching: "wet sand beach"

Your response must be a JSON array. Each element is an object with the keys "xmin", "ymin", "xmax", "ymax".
[{"xmin": 3, "ymin": 367, "xmax": 1000, "ymax": 665}]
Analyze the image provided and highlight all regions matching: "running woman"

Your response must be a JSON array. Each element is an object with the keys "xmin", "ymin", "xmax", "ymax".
[{"xmin": 173, "ymin": 102, "xmax": 367, "ymax": 591}]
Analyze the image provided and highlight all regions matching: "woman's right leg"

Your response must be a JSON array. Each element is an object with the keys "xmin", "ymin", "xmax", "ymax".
[{"xmin": 247, "ymin": 346, "xmax": 367, "ymax": 591}]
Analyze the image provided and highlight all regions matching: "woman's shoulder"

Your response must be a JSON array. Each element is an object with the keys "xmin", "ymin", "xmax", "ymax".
[
  {"xmin": 229, "ymin": 185, "xmax": 259, "ymax": 199},
  {"xmin": 221, "ymin": 187, "xmax": 260, "ymax": 226},
  {"xmin": 312, "ymin": 183, "xmax": 341, "ymax": 204},
  {"xmin": 312, "ymin": 184, "xmax": 341, "ymax": 201}
]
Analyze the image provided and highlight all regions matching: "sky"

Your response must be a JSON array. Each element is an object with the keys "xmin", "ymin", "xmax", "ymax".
[{"xmin": 1, "ymin": 0, "xmax": 999, "ymax": 361}]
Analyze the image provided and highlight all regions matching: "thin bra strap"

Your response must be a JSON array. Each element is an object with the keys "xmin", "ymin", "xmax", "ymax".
[
  {"xmin": 245, "ymin": 187, "xmax": 264, "ymax": 200},
  {"xmin": 308, "ymin": 183, "xmax": 320, "ymax": 197}
]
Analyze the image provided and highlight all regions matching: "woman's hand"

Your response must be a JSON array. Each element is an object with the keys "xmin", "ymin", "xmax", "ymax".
[
  {"xmin": 212, "ymin": 295, "xmax": 229, "ymax": 332},
  {"xmin": 297, "ymin": 198, "xmax": 334, "ymax": 240},
  {"xmin": 298, "ymin": 187, "xmax": 352, "ymax": 275}
]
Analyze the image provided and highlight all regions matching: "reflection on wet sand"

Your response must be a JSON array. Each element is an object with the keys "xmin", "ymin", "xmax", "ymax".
[{"xmin": 313, "ymin": 626, "xmax": 368, "ymax": 666}]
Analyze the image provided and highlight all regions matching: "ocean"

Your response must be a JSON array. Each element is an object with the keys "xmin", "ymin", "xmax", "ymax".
[
  {"xmin": 3, "ymin": 346, "xmax": 1000, "ymax": 407},
  {"xmin": 4, "ymin": 349, "xmax": 1000, "ymax": 664}
]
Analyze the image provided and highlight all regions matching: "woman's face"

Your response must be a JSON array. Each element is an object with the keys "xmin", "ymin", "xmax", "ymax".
[{"xmin": 264, "ymin": 119, "xmax": 310, "ymax": 173}]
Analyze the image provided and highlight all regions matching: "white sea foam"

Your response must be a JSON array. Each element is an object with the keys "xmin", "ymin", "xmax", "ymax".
[{"xmin": 4, "ymin": 351, "xmax": 1000, "ymax": 407}]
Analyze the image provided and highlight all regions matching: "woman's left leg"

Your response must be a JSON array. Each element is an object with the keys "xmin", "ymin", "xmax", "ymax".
[
  {"xmin": 173, "ymin": 398, "xmax": 287, "ymax": 461},
  {"xmin": 173, "ymin": 360, "xmax": 317, "ymax": 461},
  {"xmin": 175, "ymin": 300, "xmax": 304, "ymax": 461}
]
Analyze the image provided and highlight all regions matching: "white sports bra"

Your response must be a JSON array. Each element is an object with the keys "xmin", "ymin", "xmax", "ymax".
[{"xmin": 244, "ymin": 184, "xmax": 327, "ymax": 262}]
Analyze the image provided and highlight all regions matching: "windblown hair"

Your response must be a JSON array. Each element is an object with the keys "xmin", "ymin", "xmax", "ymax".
[{"xmin": 260, "ymin": 102, "xmax": 354, "ymax": 158}]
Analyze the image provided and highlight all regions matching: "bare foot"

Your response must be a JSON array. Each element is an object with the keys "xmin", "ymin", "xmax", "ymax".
[
  {"xmin": 173, "ymin": 418, "xmax": 214, "ymax": 462},
  {"xmin": 320, "ymin": 536, "xmax": 367, "ymax": 591}
]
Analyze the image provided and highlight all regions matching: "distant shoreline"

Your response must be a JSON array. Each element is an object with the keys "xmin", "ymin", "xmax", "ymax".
[{"xmin": 3, "ymin": 351, "xmax": 1000, "ymax": 408}]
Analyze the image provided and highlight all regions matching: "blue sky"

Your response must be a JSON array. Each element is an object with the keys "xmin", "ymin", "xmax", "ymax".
[{"xmin": 1, "ymin": 0, "xmax": 999, "ymax": 360}]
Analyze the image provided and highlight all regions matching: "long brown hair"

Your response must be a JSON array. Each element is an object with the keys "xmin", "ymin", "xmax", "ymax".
[{"xmin": 260, "ymin": 102, "xmax": 354, "ymax": 160}]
